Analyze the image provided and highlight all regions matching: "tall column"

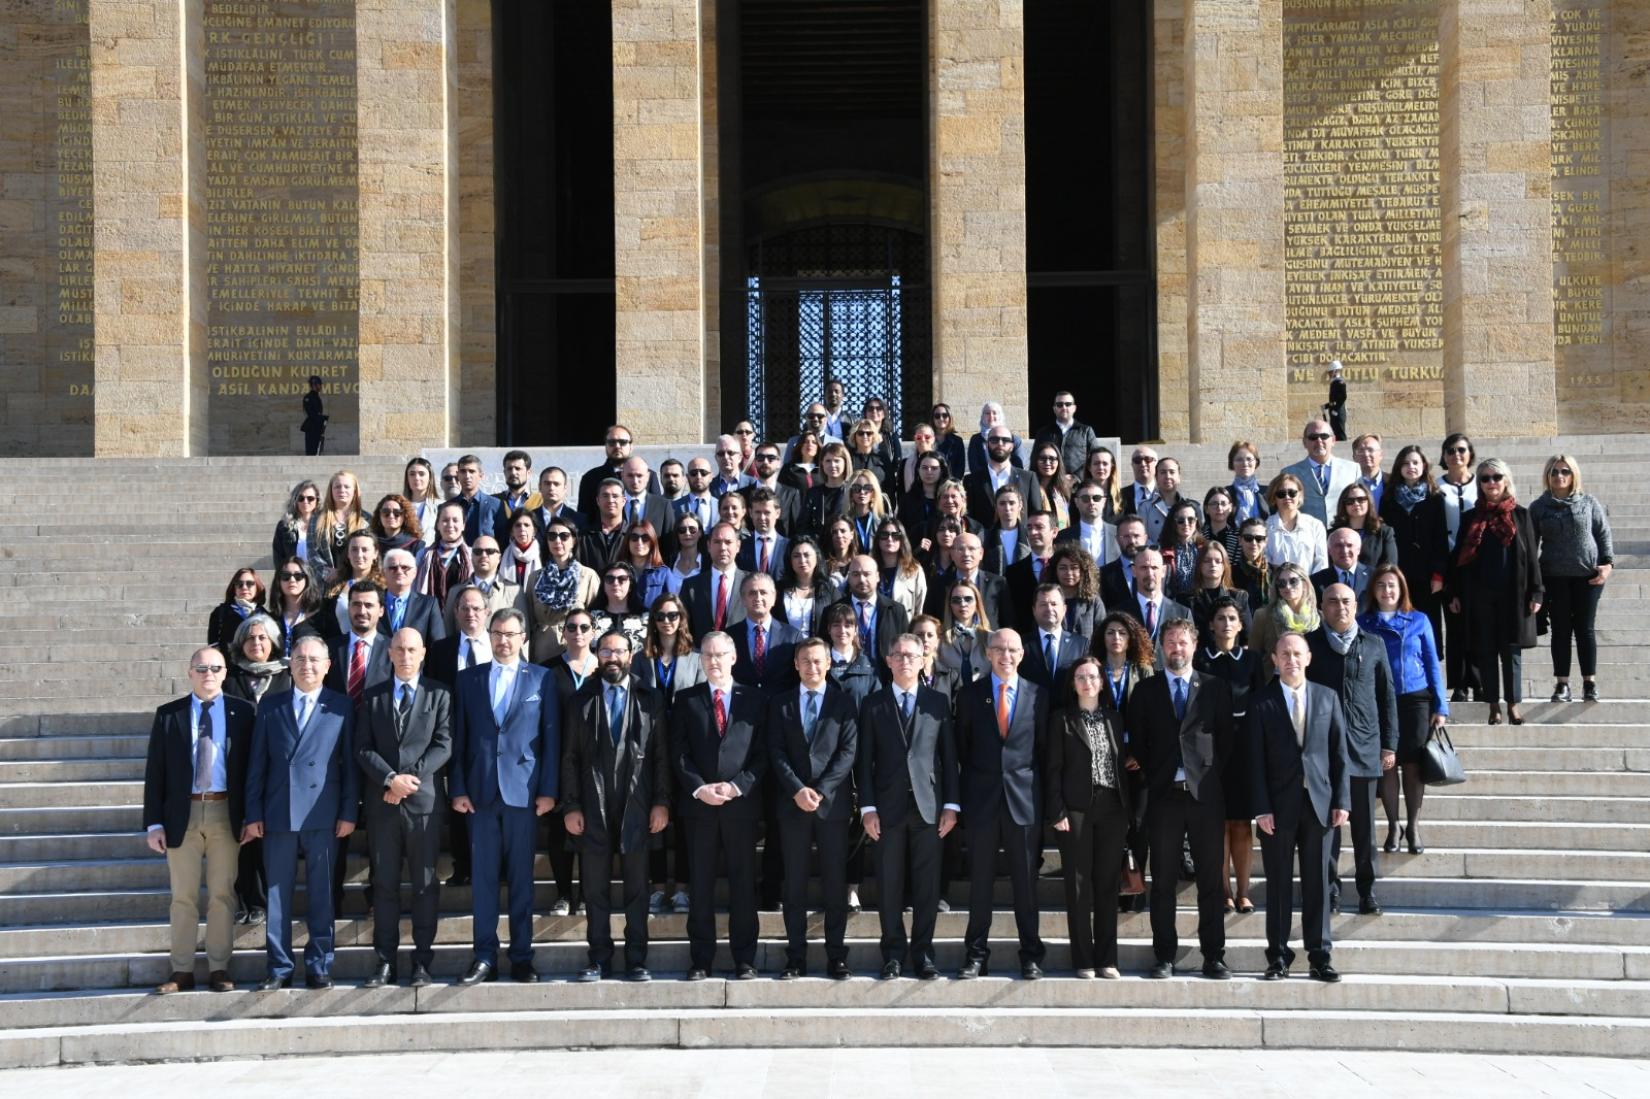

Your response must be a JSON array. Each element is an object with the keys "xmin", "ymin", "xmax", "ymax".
[
  {"xmin": 1154, "ymin": 0, "xmax": 1190, "ymax": 442},
  {"xmin": 90, "ymin": 0, "xmax": 207, "ymax": 456},
  {"xmin": 356, "ymin": 0, "xmax": 460, "ymax": 452},
  {"xmin": 455, "ymin": 0, "xmax": 496, "ymax": 444},
  {"xmin": 613, "ymin": 0, "xmax": 705, "ymax": 442},
  {"xmin": 930, "ymin": 0, "xmax": 1028, "ymax": 433},
  {"xmin": 1440, "ymin": 0, "xmax": 1556, "ymax": 434}
]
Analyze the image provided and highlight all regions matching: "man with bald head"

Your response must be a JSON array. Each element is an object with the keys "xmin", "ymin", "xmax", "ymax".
[
  {"xmin": 834, "ymin": 554, "xmax": 910, "ymax": 665},
  {"xmin": 709, "ymin": 434, "xmax": 754, "ymax": 499},
  {"xmin": 618, "ymin": 455, "xmax": 676, "ymax": 537},
  {"xmin": 926, "ymin": 530, "xmax": 1011, "ymax": 629},
  {"xmin": 1283, "ymin": 418, "xmax": 1360, "ymax": 525},
  {"xmin": 354, "ymin": 628, "xmax": 452, "ymax": 988}
]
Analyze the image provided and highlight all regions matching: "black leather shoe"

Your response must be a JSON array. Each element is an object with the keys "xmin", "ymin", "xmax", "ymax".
[
  {"xmin": 256, "ymin": 975, "xmax": 292, "ymax": 991},
  {"xmin": 409, "ymin": 964, "xmax": 434, "ymax": 988},
  {"xmin": 827, "ymin": 960, "xmax": 851, "ymax": 981},
  {"xmin": 1584, "ymin": 683, "xmax": 1600, "ymax": 702},
  {"xmin": 880, "ymin": 960, "xmax": 902, "ymax": 981},
  {"xmin": 957, "ymin": 959, "xmax": 986, "ymax": 980},
  {"xmin": 1328, "ymin": 889, "xmax": 1341, "ymax": 915},
  {"xmin": 1021, "ymin": 962, "xmax": 1043, "ymax": 981},
  {"xmin": 1201, "ymin": 960, "xmax": 1231, "ymax": 980},
  {"xmin": 1359, "ymin": 895, "xmax": 1383, "ymax": 916},
  {"xmin": 576, "ymin": 964, "xmax": 605, "ymax": 983},
  {"xmin": 304, "ymin": 973, "xmax": 333, "ymax": 990},
  {"xmin": 1407, "ymin": 827, "xmax": 1424, "ymax": 855},
  {"xmin": 627, "ymin": 966, "xmax": 651, "ymax": 983},
  {"xmin": 457, "ymin": 960, "xmax": 495, "ymax": 986},
  {"xmin": 1263, "ymin": 963, "xmax": 1288, "ymax": 981},
  {"xmin": 1450, "ymin": 688, "xmax": 1467, "ymax": 703},
  {"xmin": 511, "ymin": 962, "xmax": 539, "ymax": 983},
  {"xmin": 916, "ymin": 962, "xmax": 939, "ymax": 981},
  {"xmin": 1147, "ymin": 961, "xmax": 1173, "ymax": 980},
  {"xmin": 1383, "ymin": 824, "xmax": 1399, "ymax": 853},
  {"xmin": 684, "ymin": 968, "xmax": 709, "ymax": 982},
  {"xmin": 362, "ymin": 962, "xmax": 394, "ymax": 988},
  {"xmin": 1551, "ymin": 682, "xmax": 1572, "ymax": 703},
  {"xmin": 778, "ymin": 966, "xmax": 803, "ymax": 981},
  {"xmin": 734, "ymin": 963, "xmax": 758, "ymax": 981},
  {"xmin": 1310, "ymin": 963, "xmax": 1341, "ymax": 983}
]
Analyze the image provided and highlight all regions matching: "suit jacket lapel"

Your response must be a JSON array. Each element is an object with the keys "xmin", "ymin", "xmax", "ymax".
[
  {"xmin": 501, "ymin": 665, "xmax": 528, "ymax": 728},
  {"xmin": 1180, "ymin": 671, "xmax": 1201, "ymax": 733}
]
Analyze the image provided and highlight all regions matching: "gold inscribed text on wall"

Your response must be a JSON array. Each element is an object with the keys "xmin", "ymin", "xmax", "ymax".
[{"xmin": 1550, "ymin": 1, "xmax": 1610, "ymax": 395}]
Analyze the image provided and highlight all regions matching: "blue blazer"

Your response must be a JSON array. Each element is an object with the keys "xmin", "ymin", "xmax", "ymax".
[
  {"xmin": 461, "ymin": 492, "xmax": 509, "ymax": 545},
  {"xmin": 450, "ymin": 661, "xmax": 560, "ymax": 809},
  {"xmin": 245, "ymin": 687, "xmax": 360, "ymax": 833}
]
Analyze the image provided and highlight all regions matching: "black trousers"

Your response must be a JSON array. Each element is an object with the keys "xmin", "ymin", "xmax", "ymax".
[
  {"xmin": 685, "ymin": 808, "xmax": 758, "ymax": 970},
  {"xmin": 962, "ymin": 808, "xmax": 1044, "ymax": 966},
  {"xmin": 759, "ymin": 783, "xmax": 784, "ymax": 908},
  {"xmin": 873, "ymin": 798, "xmax": 942, "ymax": 968},
  {"xmin": 1442, "ymin": 600, "xmax": 1479, "ymax": 693},
  {"xmin": 778, "ymin": 809, "xmax": 850, "ymax": 968},
  {"xmin": 1471, "ymin": 603, "xmax": 1523, "ymax": 704},
  {"xmin": 543, "ymin": 810, "xmax": 578, "ymax": 901},
  {"xmin": 1146, "ymin": 788, "xmax": 1226, "ymax": 964},
  {"xmin": 1060, "ymin": 787, "xmax": 1129, "ymax": 971},
  {"xmin": 365, "ymin": 803, "xmax": 441, "ymax": 967},
  {"xmin": 1330, "ymin": 776, "xmax": 1379, "ymax": 901},
  {"xmin": 303, "ymin": 429, "xmax": 325, "ymax": 456},
  {"xmin": 235, "ymin": 837, "xmax": 267, "ymax": 911},
  {"xmin": 579, "ymin": 834, "xmax": 650, "ymax": 969},
  {"xmin": 1544, "ymin": 574, "xmax": 1602, "ymax": 678},
  {"xmin": 1260, "ymin": 789, "xmax": 1333, "ymax": 968}
]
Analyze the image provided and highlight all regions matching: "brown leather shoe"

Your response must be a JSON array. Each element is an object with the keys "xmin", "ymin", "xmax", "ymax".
[
  {"xmin": 155, "ymin": 971, "xmax": 196, "ymax": 995},
  {"xmin": 209, "ymin": 970, "xmax": 234, "ymax": 992}
]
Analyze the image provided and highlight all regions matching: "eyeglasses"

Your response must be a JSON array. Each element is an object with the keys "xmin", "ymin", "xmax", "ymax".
[
  {"xmin": 1174, "ymin": 516, "xmax": 1199, "ymax": 525},
  {"xmin": 546, "ymin": 531, "xmax": 573, "ymax": 541},
  {"xmin": 191, "ymin": 664, "xmax": 226, "ymax": 675},
  {"xmin": 932, "ymin": 410, "xmax": 951, "ymax": 419},
  {"xmin": 987, "ymin": 437, "xmax": 1013, "ymax": 445},
  {"xmin": 755, "ymin": 454, "xmax": 779, "ymax": 462},
  {"xmin": 606, "ymin": 437, "xmax": 633, "ymax": 446},
  {"xmin": 473, "ymin": 548, "xmax": 501, "ymax": 557},
  {"xmin": 878, "ymin": 530, "xmax": 902, "ymax": 540},
  {"xmin": 1035, "ymin": 453, "xmax": 1059, "ymax": 463},
  {"xmin": 1551, "ymin": 468, "xmax": 1573, "ymax": 477},
  {"xmin": 888, "ymin": 651, "xmax": 921, "ymax": 662},
  {"xmin": 379, "ymin": 507, "xmax": 403, "ymax": 516},
  {"xmin": 654, "ymin": 611, "xmax": 682, "ymax": 623},
  {"xmin": 1275, "ymin": 489, "xmax": 1300, "ymax": 500},
  {"xmin": 734, "ymin": 427, "xmax": 755, "ymax": 435},
  {"xmin": 441, "ymin": 476, "xmax": 460, "ymax": 484},
  {"xmin": 850, "ymin": 484, "xmax": 875, "ymax": 493},
  {"xmin": 385, "ymin": 564, "xmax": 415, "ymax": 572},
  {"xmin": 1479, "ymin": 473, "xmax": 1505, "ymax": 483},
  {"xmin": 1131, "ymin": 456, "xmax": 1156, "ymax": 465},
  {"xmin": 805, "ymin": 412, "xmax": 826, "ymax": 420},
  {"xmin": 854, "ymin": 430, "xmax": 874, "ymax": 437},
  {"xmin": 1305, "ymin": 432, "xmax": 1332, "ymax": 442},
  {"xmin": 1054, "ymin": 401, "xmax": 1074, "ymax": 407},
  {"xmin": 949, "ymin": 595, "xmax": 976, "ymax": 605},
  {"xmin": 565, "ymin": 623, "xmax": 593, "ymax": 633},
  {"xmin": 1276, "ymin": 576, "xmax": 1303, "ymax": 589},
  {"xmin": 487, "ymin": 629, "xmax": 525, "ymax": 639},
  {"xmin": 1076, "ymin": 494, "xmax": 1103, "ymax": 503}
]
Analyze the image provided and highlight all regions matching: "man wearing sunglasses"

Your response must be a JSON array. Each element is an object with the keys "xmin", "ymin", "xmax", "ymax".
[
  {"xmin": 740, "ymin": 442, "xmax": 803, "ymax": 535},
  {"xmin": 782, "ymin": 403, "xmax": 844, "ymax": 463},
  {"xmin": 1032, "ymin": 391, "xmax": 1097, "ymax": 477},
  {"xmin": 578, "ymin": 424, "xmax": 661, "ymax": 517},
  {"xmin": 443, "ymin": 536, "xmax": 523, "ymax": 634},
  {"xmin": 1282, "ymin": 418, "xmax": 1360, "ymax": 526},
  {"xmin": 378, "ymin": 548, "xmax": 446, "ymax": 645}
]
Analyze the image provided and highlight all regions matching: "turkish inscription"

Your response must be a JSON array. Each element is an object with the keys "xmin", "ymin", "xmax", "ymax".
[
  {"xmin": 205, "ymin": 0, "xmax": 358, "ymax": 454},
  {"xmin": 1283, "ymin": 0, "xmax": 1442, "ymax": 406},
  {"xmin": 1550, "ymin": 0, "xmax": 1610, "ymax": 392}
]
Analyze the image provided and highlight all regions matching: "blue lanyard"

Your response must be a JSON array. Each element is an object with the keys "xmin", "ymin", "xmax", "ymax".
[
  {"xmin": 655, "ymin": 657, "xmax": 675, "ymax": 692},
  {"xmin": 1107, "ymin": 667, "xmax": 1128, "ymax": 710}
]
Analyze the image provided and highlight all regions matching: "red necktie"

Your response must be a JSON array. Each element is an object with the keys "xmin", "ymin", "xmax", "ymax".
[
  {"xmin": 713, "ymin": 688, "xmax": 728, "ymax": 737},
  {"xmin": 758, "ymin": 538, "xmax": 769, "ymax": 574},
  {"xmin": 714, "ymin": 573, "xmax": 728, "ymax": 630},
  {"xmin": 347, "ymin": 638, "xmax": 367, "ymax": 703},
  {"xmin": 753, "ymin": 624, "xmax": 766, "ymax": 677}
]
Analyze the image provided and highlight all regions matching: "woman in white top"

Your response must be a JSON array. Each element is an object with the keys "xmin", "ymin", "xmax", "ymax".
[
  {"xmin": 776, "ymin": 534, "xmax": 837, "ymax": 636},
  {"xmin": 873, "ymin": 517, "xmax": 928, "ymax": 620},
  {"xmin": 663, "ymin": 514, "xmax": 704, "ymax": 594},
  {"xmin": 402, "ymin": 457, "xmax": 442, "ymax": 546},
  {"xmin": 1264, "ymin": 471, "xmax": 1328, "ymax": 574}
]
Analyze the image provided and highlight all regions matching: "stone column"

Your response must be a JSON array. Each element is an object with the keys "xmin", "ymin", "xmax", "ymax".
[
  {"xmin": 1183, "ymin": 0, "xmax": 1287, "ymax": 444},
  {"xmin": 455, "ymin": 0, "xmax": 496, "ymax": 444},
  {"xmin": 1154, "ymin": 0, "xmax": 1189, "ymax": 441},
  {"xmin": 90, "ymin": 0, "xmax": 208, "ymax": 456},
  {"xmin": 613, "ymin": 0, "xmax": 705, "ymax": 443},
  {"xmin": 356, "ymin": 0, "xmax": 460, "ymax": 452},
  {"xmin": 930, "ymin": 0, "xmax": 1029, "ymax": 434},
  {"xmin": 1440, "ymin": 0, "xmax": 1556, "ymax": 434}
]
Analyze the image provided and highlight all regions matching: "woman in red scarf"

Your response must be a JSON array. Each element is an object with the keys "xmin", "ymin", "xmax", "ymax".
[{"xmin": 1447, "ymin": 458, "xmax": 1543, "ymax": 724}]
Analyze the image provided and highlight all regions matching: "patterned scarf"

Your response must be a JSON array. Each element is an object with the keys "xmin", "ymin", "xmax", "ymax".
[
  {"xmin": 1457, "ymin": 492, "xmax": 1517, "ymax": 567},
  {"xmin": 532, "ymin": 558, "xmax": 582, "ymax": 612},
  {"xmin": 1395, "ymin": 481, "xmax": 1430, "ymax": 513}
]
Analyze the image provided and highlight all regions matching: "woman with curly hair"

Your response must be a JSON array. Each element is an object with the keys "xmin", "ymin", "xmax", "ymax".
[
  {"xmin": 1047, "ymin": 543, "xmax": 1101, "ymax": 640},
  {"xmin": 370, "ymin": 493, "xmax": 425, "ymax": 561}
]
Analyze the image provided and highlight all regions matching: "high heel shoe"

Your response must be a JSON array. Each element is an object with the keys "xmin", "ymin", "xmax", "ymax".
[
  {"xmin": 1486, "ymin": 706, "xmax": 1502, "ymax": 726},
  {"xmin": 1406, "ymin": 825, "xmax": 1423, "ymax": 855},
  {"xmin": 1551, "ymin": 682, "xmax": 1572, "ymax": 703},
  {"xmin": 1383, "ymin": 823, "xmax": 1399, "ymax": 853},
  {"xmin": 1508, "ymin": 704, "xmax": 1524, "ymax": 726}
]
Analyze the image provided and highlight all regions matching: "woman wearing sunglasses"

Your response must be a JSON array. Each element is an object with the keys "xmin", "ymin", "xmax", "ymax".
[
  {"xmin": 1331, "ymin": 483, "xmax": 1397, "ymax": 569},
  {"xmin": 1249, "ymin": 562, "xmax": 1322, "ymax": 660},
  {"xmin": 873, "ymin": 518, "xmax": 927, "ymax": 620},
  {"xmin": 264, "ymin": 557, "xmax": 322, "ymax": 655},
  {"xmin": 208, "ymin": 568, "xmax": 266, "ymax": 654},
  {"xmin": 1263, "ymin": 472, "xmax": 1328, "ymax": 574},
  {"xmin": 525, "ymin": 517, "xmax": 600, "ymax": 663},
  {"xmin": 272, "ymin": 481, "xmax": 320, "ymax": 566},
  {"xmin": 1530, "ymin": 454, "xmax": 1613, "ymax": 703},
  {"xmin": 619, "ymin": 521, "xmax": 670, "ymax": 609},
  {"xmin": 590, "ymin": 562, "xmax": 649, "ymax": 653}
]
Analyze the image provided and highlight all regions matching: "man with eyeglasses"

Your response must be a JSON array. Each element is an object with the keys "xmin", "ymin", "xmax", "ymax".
[
  {"xmin": 1283, "ymin": 418, "xmax": 1360, "ymax": 526},
  {"xmin": 740, "ymin": 442, "xmax": 803, "ymax": 535},
  {"xmin": 1311, "ymin": 527, "xmax": 1371, "ymax": 602},
  {"xmin": 1352, "ymin": 434, "xmax": 1386, "ymax": 510},
  {"xmin": 379, "ymin": 548, "xmax": 446, "ymax": 644},
  {"xmin": 454, "ymin": 453, "xmax": 509, "ymax": 545},
  {"xmin": 443, "ymin": 536, "xmax": 523, "ymax": 634},
  {"xmin": 783, "ymin": 403, "xmax": 844, "ymax": 462},
  {"xmin": 425, "ymin": 587, "xmax": 492, "ymax": 887},
  {"xmin": 145, "ymin": 649, "xmax": 257, "ymax": 994},
  {"xmin": 1032, "ymin": 391, "xmax": 1097, "ymax": 476},
  {"xmin": 965, "ymin": 427, "xmax": 1039, "ymax": 527},
  {"xmin": 1055, "ymin": 478, "xmax": 1121, "ymax": 572},
  {"xmin": 736, "ymin": 488, "xmax": 789, "ymax": 580},
  {"xmin": 492, "ymin": 450, "xmax": 540, "ymax": 515},
  {"xmin": 673, "ymin": 457, "xmax": 719, "ymax": 532},
  {"xmin": 926, "ymin": 530, "xmax": 1011, "ymax": 630},
  {"xmin": 451, "ymin": 608, "xmax": 559, "ymax": 985},
  {"xmin": 1121, "ymin": 447, "xmax": 1160, "ymax": 518},
  {"xmin": 578, "ymin": 423, "xmax": 661, "ymax": 516},
  {"xmin": 709, "ymin": 433, "xmax": 755, "ymax": 499},
  {"xmin": 244, "ymin": 634, "xmax": 359, "ymax": 990},
  {"xmin": 563, "ymin": 631, "xmax": 671, "ymax": 983}
]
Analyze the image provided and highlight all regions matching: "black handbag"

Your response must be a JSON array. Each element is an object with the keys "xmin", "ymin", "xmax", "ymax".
[{"xmin": 1421, "ymin": 727, "xmax": 1467, "ymax": 786}]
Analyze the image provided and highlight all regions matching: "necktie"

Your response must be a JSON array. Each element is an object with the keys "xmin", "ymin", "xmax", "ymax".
[
  {"xmin": 628, "ymin": 499, "xmax": 640, "ymax": 526},
  {"xmin": 608, "ymin": 686, "xmax": 625, "ymax": 746},
  {"xmin": 1172, "ymin": 677, "xmax": 1187, "ymax": 721},
  {"xmin": 857, "ymin": 601, "xmax": 873, "ymax": 655},
  {"xmin": 1342, "ymin": 569, "xmax": 1354, "ymax": 587},
  {"xmin": 295, "ymin": 694, "xmax": 313, "ymax": 732},
  {"xmin": 462, "ymin": 638, "xmax": 474, "ymax": 670},
  {"xmin": 348, "ymin": 638, "xmax": 367, "ymax": 702},
  {"xmin": 758, "ymin": 537, "xmax": 769, "ymax": 574},
  {"xmin": 803, "ymin": 690, "xmax": 819, "ymax": 742},
  {"xmin": 1144, "ymin": 599, "xmax": 1156, "ymax": 635},
  {"xmin": 714, "ymin": 573, "xmax": 728, "ymax": 630},
  {"xmin": 753, "ymin": 623, "xmax": 766, "ymax": 677},
  {"xmin": 1317, "ymin": 464, "xmax": 1330, "ymax": 496},
  {"xmin": 900, "ymin": 690, "xmax": 912, "ymax": 724},
  {"xmin": 492, "ymin": 666, "xmax": 512, "ymax": 725},
  {"xmin": 193, "ymin": 702, "xmax": 215, "ymax": 794},
  {"xmin": 1043, "ymin": 633, "xmax": 1055, "ymax": 676},
  {"xmin": 713, "ymin": 688, "xmax": 728, "ymax": 737},
  {"xmin": 995, "ymin": 681, "xmax": 1011, "ymax": 739},
  {"xmin": 1032, "ymin": 556, "xmax": 1043, "ymax": 582},
  {"xmin": 1292, "ymin": 686, "xmax": 1306, "ymax": 747}
]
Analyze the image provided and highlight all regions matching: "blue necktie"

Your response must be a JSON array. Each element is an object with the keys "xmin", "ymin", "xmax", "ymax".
[
  {"xmin": 803, "ymin": 690, "xmax": 820, "ymax": 742},
  {"xmin": 1316, "ymin": 465, "xmax": 1330, "ymax": 497},
  {"xmin": 1173, "ymin": 677, "xmax": 1187, "ymax": 721},
  {"xmin": 608, "ymin": 686, "xmax": 625, "ymax": 746},
  {"xmin": 1043, "ymin": 634, "xmax": 1055, "ymax": 676},
  {"xmin": 388, "ymin": 594, "xmax": 404, "ymax": 631}
]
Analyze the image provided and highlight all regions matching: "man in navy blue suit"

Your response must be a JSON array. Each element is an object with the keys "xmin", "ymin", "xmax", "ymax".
[
  {"xmin": 450, "ymin": 607, "xmax": 559, "ymax": 984},
  {"xmin": 243, "ymin": 634, "xmax": 359, "ymax": 990},
  {"xmin": 455, "ymin": 453, "xmax": 509, "ymax": 544}
]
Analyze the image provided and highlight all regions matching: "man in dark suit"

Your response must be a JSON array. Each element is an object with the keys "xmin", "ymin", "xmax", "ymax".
[
  {"xmin": 731, "ymin": 574, "xmax": 802, "ymax": 693},
  {"xmin": 1032, "ymin": 390, "xmax": 1097, "ymax": 476},
  {"xmin": 563, "ymin": 631, "xmax": 671, "ymax": 982},
  {"xmin": 735, "ymin": 487, "xmax": 789, "ymax": 579},
  {"xmin": 1098, "ymin": 515, "xmax": 1151, "ymax": 611},
  {"xmin": 1127, "ymin": 618, "xmax": 1234, "ymax": 979},
  {"xmin": 618, "ymin": 456, "xmax": 677, "ymax": 538},
  {"xmin": 1251, "ymin": 631, "xmax": 1352, "ymax": 982},
  {"xmin": 682, "ymin": 522, "xmax": 748, "ymax": 640},
  {"xmin": 1003, "ymin": 511, "xmax": 1057, "ymax": 630},
  {"xmin": 533, "ymin": 466, "xmax": 585, "ymax": 547},
  {"xmin": 450, "ymin": 608, "xmax": 559, "ymax": 985},
  {"xmin": 243, "ymin": 634, "xmax": 359, "ymax": 990},
  {"xmin": 964, "ymin": 428, "xmax": 1040, "ymax": 527},
  {"xmin": 1124, "ymin": 548, "xmax": 1193, "ymax": 649},
  {"xmin": 577, "ymin": 424, "xmax": 660, "ymax": 517},
  {"xmin": 144, "ymin": 648, "xmax": 255, "ymax": 994},
  {"xmin": 1311, "ymin": 527, "xmax": 1372, "ymax": 601},
  {"xmin": 767, "ymin": 637, "xmax": 859, "ymax": 978},
  {"xmin": 455, "ymin": 454, "xmax": 509, "ymax": 544},
  {"xmin": 1120, "ymin": 446, "xmax": 1160, "ymax": 518},
  {"xmin": 424, "ymin": 587, "xmax": 490, "ymax": 887},
  {"xmin": 741, "ymin": 443, "xmax": 803, "ymax": 535},
  {"xmin": 956, "ymin": 629, "xmax": 1048, "ymax": 979},
  {"xmin": 671, "ymin": 631, "xmax": 767, "ymax": 980},
  {"xmin": 673, "ymin": 458, "xmax": 719, "ymax": 531},
  {"xmin": 1019, "ymin": 583, "xmax": 1088, "ymax": 695},
  {"xmin": 836, "ymin": 554, "xmax": 911, "ymax": 665},
  {"xmin": 1057, "ymin": 477, "xmax": 1121, "ymax": 571},
  {"xmin": 924, "ymin": 531, "xmax": 1010, "ymax": 628},
  {"xmin": 1307, "ymin": 584, "xmax": 1399, "ymax": 916},
  {"xmin": 381, "ymin": 549, "xmax": 447, "ymax": 644},
  {"xmin": 327, "ymin": 582, "xmax": 392, "ymax": 703},
  {"xmin": 859, "ymin": 634, "xmax": 959, "ymax": 980},
  {"xmin": 354, "ymin": 628, "xmax": 452, "ymax": 988}
]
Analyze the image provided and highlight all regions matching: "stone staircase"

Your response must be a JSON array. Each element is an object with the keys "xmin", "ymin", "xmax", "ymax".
[{"xmin": 0, "ymin": 440, "xmax": 1647, "ymax": 1067}]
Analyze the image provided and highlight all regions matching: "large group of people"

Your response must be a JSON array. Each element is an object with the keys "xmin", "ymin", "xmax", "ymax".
[{"xmin": 145, "ymin": 393, "xmax": 1615, "ymax": 992}]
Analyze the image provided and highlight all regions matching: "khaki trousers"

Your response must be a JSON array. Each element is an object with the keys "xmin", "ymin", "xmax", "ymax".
[{"xmin": 165, "ymin": 799, "xmax": 239, "ymax": 972}]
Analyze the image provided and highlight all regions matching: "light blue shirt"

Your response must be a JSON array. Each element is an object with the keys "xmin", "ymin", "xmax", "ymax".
[{"xmin": 189, "ymin": 695, "xmax": 228, "ymax": 793}]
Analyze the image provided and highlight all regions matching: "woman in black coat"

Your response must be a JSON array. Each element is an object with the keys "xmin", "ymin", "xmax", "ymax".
[
  {"xmin": 1380, "ymin": 445, "xmax": 1449, "ymax": 655},
  {"xmin": 1447, "ymin": 458, "xmax": 1543, "ymax": 725},
  {"xmin": 1332, "ymin": 483, "xmax": 1398, "ymax": 569},
  {"xmin": 207, "ymin": 568, "xmax": 266, "ymax": 654},
  {"xmin": 220, "ymin": 613, "xmax": 290, "ymax": 924},
  {"xmin": 1192, "ymin": 595, "xmax": 1264, "ymax": 914}
]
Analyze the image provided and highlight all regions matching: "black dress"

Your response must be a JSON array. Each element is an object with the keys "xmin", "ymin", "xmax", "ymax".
[
  {"xmin": 1187, "ymin": 587, "xmax": 1253, "ymax": 648},
  {"xmin": 1193, "ymin": 646, "xmax": 1262, "ymax": 821}
]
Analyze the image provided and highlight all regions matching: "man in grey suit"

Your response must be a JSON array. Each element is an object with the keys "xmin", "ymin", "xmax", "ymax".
[
  {"xmin": 354, "ymin": 628, "xmax": 452, "ymax": 988},
  {"xmin": 1282, "ymin": 418, "xmax": 1360, "ymax": 526},
  {"xmin": 1251, "ymin": 631, "xmax": 1351, "ymax": 982}
]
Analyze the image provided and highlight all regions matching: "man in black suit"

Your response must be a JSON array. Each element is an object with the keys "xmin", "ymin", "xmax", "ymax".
[
  {"xmin": 533, "ymin": 466, "xmax": 585, "ymax": 547},
  {"xmin": 618, "ymin": 456, "xmax": 676, "ymax": 538},
  {"xmin": 1311, "ymin": 527, "xmax": 1372, "ymax": 601},
  {"xmin": 328, "ymin": 582, "xmax": 392, "ymax": 703},
  {"xmin": 964, "ymin": 427, "xmax": 1040, "ymax": 526},
  {"xmin": 1252, "ymin": 631, "xmax": 1351, "ymax": 982},
  {"xmin": 735, "ymin": 488, "xmax": 789, "ymax": 579},
  {"xmin": 424, "ymin": 587, "xmax": 490, "ymax": 887},
  {"xmin": 1127, "ymin": 618, "xmax": 1234, "ymax": 979},
  {"xmin": 682, "ymin": 522, "xmax": 747, "ymax": 640},
  {"xmin": 381, "ymin": 548, "xmax": 447, "ymax": 643},
  {"xmin": 563, "ymin": 631, "xmax": 672, "ymax": 982},
  {"xmin": 732, "ymin": 572, "xmax": 803, "ymax": 909},
  {"xmin": 1003, "ymin": 511, "xmax": 1057, "ymax": 631},
  {"xmin": 835, "ymin": 555, "xmax": 910, "ymax": 665},
  {"xmin": 924, "ymin": 531, "xmax": 1009, "ymax": 628},
  {"xmin": 671, "ymin": 631, "xmax": 767, "ymax": 980},
  {"xmin": 767, "ymin": 637, "xmax": 859, "ymax": 979},
  {"xmin": 1098, "ymin": 515, "xmax": 1150, "ymax": 611},
  {"xmin": 859, "ymin": 634, "xmax": 959, "ymax": 979},
  {"xmin": 1120, "ymin": 446, "xmax": 1160, "ymax": 518},
  {"xmin": 956, "ymin": 629, "xmax": 1048, "ymax": 979},
  {"xmin": 1057, "ymin": 478, "xmax": 1121, "ymax": 571},
  {"xmin": 982, "ymin": 486, "xmax": 1031, "ymax": 577},
  {"xmin": 741, "ymin": 443, "xmax": 803, "ymax": 535},
  {"xmin": 354, "ymin": 628, "xmax": 452, "ymax": 989},
  {"xmin": 1307, "ymin": 584, "xmax": 1399, "ymax": 916},
  {"xmin": 144, "ymin": 648, "xmax": 255, "ymax": 994},
  {"xmin": 1032, "ymin": 390, "xmax": 1097, "ymax": 476},
  {"xmin": 1124, "ymin": 547, "xmax": 1193, "ymax": 650},
  {"xmin": 1019, "ymin": 583, "xmax": 1088, "ymax": 695},
  {"xmin": 577, "ymin": 424, "xmax": 660, "ymax": 517}
]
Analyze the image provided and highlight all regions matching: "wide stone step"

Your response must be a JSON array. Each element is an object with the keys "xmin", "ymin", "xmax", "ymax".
[
  {"xmin": 0, "ymin": 737, "xmax": 149, "ymax": 762},
  {"xmin": 0, "ymin": 807, "xmax": 142, "ymax": 836},
  {"xmin": 1420, "ymin": 794, "xmax": 1650, "ymax": 823}
]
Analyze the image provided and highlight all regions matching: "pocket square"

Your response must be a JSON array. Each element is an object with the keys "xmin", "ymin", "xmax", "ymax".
[{"xmin": 523, "ymin": 693, "xmax": 541, "ymax": 703}]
